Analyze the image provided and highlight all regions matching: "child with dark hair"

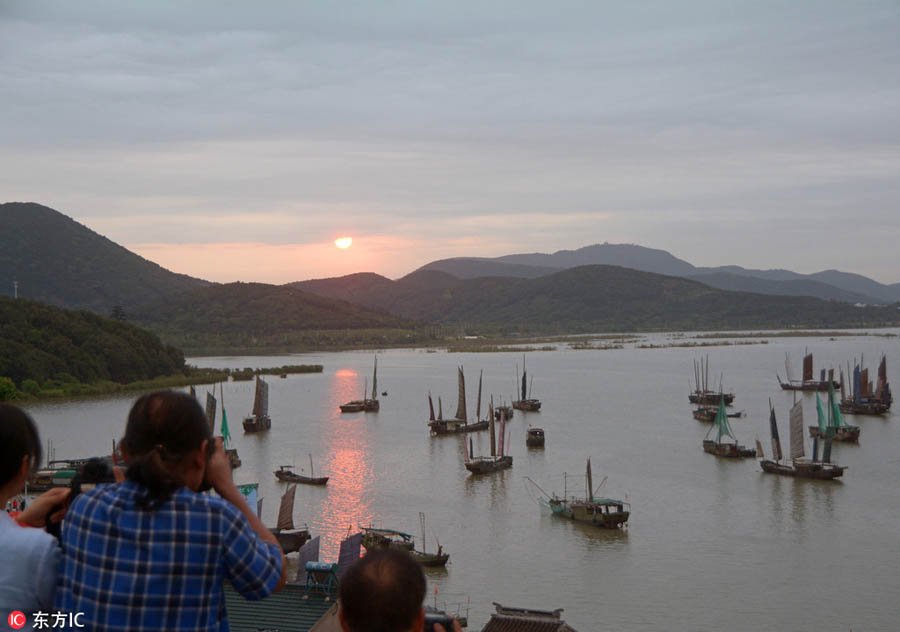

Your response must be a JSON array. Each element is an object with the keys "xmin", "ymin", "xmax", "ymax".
[
  {"xmin": 57, "ymin": 390, "xmax": 286, "ymax": 632},
  {"xmin": 0, "ymin": 405, "xmax": 70, "ymax": 630}
]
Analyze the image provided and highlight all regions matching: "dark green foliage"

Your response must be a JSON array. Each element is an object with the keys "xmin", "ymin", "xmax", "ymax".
[
  {"xmin": 0, "ymin": 202, "xmax": 210, "ymax": 314},
  {"xmin": 0, "ymin": 377, "xmax": 20, "ymax": 401},
  {"xmin": 0, "ymin": 297, "xmax": 185, "ymax": 389}
]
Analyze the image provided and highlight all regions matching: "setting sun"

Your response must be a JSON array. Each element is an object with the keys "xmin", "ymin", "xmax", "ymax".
[{"xmin": 334, "ymin": 237, "xmax": 353, "ymax": 249}]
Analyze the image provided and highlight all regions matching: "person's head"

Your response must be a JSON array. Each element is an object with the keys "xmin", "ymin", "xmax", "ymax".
[
  {"xmin": 339, "ymin": 549, "xmax": 426, "ymax": 632},
  {"xmin": 0, "ymin": 404, "xmax": 42, "ymax": 501},
  {"xmin": 121, "ymin": 390, "xmax": 212, "ymax": 509}
]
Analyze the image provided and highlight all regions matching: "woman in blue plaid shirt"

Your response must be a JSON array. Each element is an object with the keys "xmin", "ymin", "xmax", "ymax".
[{"xmin": 57, "ymin": 391, "xmax": 286, "ymax": 631}]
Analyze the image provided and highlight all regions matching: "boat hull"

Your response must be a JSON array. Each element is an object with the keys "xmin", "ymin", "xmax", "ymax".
[
  {"xmin": 779, "ymin": 380, "xmax": 841, "ymax": 392},
  {"xmin": 760, "ymin": 459, "xmax": 845, "ymax": 479},
  {"xmin": 839, "ymin": 400, "xmax": 889, "ymax": 415},
  {"xmin": 274, "ymin": 470, "xmax": 329, "ymax": 486},
  {"xmin": 689, "ymin": 392, "xmax": 735, "ymax": 405},
  {"xmin": 693, "ymin": 407, "xmax": 742, "ymax": 422},
  {"xmin": 702, "ymin": 440, "xmax": 755, "ymax": 458},
  {"xmin": 547, "ymin": 500, "xmax": 630, "ymax": 529},
  {"xmin": 493, "ymin": 406, "xmax": 514, "ymax": 420},
  {"xmin": 429, "ymin": 419, "xmax": 489, "ymax": 436},
  {"xmin": 512, "ymin": 399, "xmax": 541, "ymax": 412},
  {"xmin": 272, "ymin": 528, "xmax": 310, "ymax": 554},
  {"xmin": 525, "ymin": 429, "xmax": 545, "ymax": 447},
  {"xmin": 411, "ymin": 551, "xmax": 450, "ymax": 567},
  {"xmin": 464, "ymin": 455, "xmax": 512, "ymax": 474},
  {"xmin": 339, "ymin": 399, "xmax": 379, "ymax": 413},
  {"xmin": 808, "ymin": 426, "xmax": 860, "ymax": 442},
  {"xmin": 243, "ymin": 415, "xmax": 271, "ymax": 432}
]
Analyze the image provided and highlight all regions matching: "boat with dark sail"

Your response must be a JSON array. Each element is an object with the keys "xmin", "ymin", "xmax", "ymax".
[
  {"xmin": 689, "ymin": 356, "xmax": 735, "ymax": 405},
  {"xmin": 270, "ymin": 484, "xmax": 310, "ymax": 554},
  {"xmin": 809, "ymin": 384, "xmax": 860, "ymax": 442},
  {"xmin": 429, "ymin": 367, "xmax": 489, "ymax": 435},
  {"xmin": 777, "ymin": 351, "xmax": 839, "ymax": 391},
  {"xmin": 702, "ymin": 400, "xmax": 755, "ymax": 458},
  {"xmin": 759, "ymin": 400, "xmax": 845, "ymax": 480},
  {"xmin": 464, "ymin": 406, "xmax": 512, "ymax": 474},
  {"xmin": 339, "ymin": 356, "xmax": 380, "ymax": 413},
  {"xmin": 840, "ymin": 355, "xmax": 892, "ymax": 415},
  {"xmin": 242, "ymin": 376, "xmax": 271, "ymax": 432},
  {"xmin": 532, "ymin": 459, "xmax": 630, "ymax": 529},
  {"xmin": 274, "ymin": 456, "xmax": 329, "ymax": 486},
  {"xmin": 512, "ymin": 355, "xmax": 541, "ymax": 411}
]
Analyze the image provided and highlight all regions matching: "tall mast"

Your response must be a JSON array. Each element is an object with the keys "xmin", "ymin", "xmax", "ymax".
[
  {"xmin": 371, "ymin": 356, "xmax": 378, "ymax": 400},
  {"xmin": 586, "ymin": 459, "xmax": 593, "ymax": 502},
  {"xmin": 476, "ymin": 370, "xmax": 483, "ymax": 422}
]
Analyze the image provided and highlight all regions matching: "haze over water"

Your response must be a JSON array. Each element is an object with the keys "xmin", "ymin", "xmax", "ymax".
[{"xmin": 25, "ymin": 331, "xmax": 899, "ymax": 631}]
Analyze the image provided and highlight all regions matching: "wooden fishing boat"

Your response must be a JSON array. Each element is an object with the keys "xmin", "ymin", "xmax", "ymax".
[
  {"xmin": 808, "ymin": 385, "xmax": 860, "ymax": 442},
  {"xmin": 533, "ymin": 459, "xmax": 630, "ymax": 529},
  {"xmin": 339, "ymin": 356, "xmax": 380, "ymax": 412},
  {"xmin": 270, "ymin": 484, "xmax": 310, "ymax": 554},
  {"xmin": 242, "ymin": 376, "xmax": 271, "ymax": 432},
  {"xmin": 209, "ymin": 385, "xmax": 240, "ymax": 468},
  {"xmin": 758, "ymin": 400, "xmax": 845, "ymax": 480},
  {"xmin": 777, "ymin": 351, "xmax": 839, "ymax": 391},
  {"xmin": 839, "ymin": 355, "xmax": 892, "ymax": 415},
  {"xmin": 274, "ymin": 458, "xmax": 329, "ymax": 486},
  {"xmin": 512, "ymin": 355, "xmax": 541, "ymax": 411},
  {"xmin": 464, "ymin": 407, "xmax": 512, "ymax": 474},
  {"xmin": 494, "ymin": 404, "xmax": 514, "ymax": 421},
  {"xmin": 689, "ymin": 355, "xmax": 735, "ymax": 405},
  {"xmin": 702, "ymin": 400, "xmax": 755, "ymax": 458},
  {"xmin": 526, "ymin": 427, "xmax": 545, "ymax": 447},
  {"xmin": 429, "ymin": 368, "xmax": 489, "ymax": 435},
  {"xmin": 692, "ymin": 406, "xmax": 743, "ymax": 422},
  {"xmin": 361, "ymin": 527, "xmax": 415, "ymax": 552},
  {"xmin": 411, "ymin": 512, "xmax": 449, "ymax": 567}
]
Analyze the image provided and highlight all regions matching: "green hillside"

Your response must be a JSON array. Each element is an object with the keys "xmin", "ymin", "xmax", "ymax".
[
  {"xmin": 0, "ymin": 202, "xmax": 211, "ymax": 314},
  {"xmin": 0, "ymin": 297, "xmax": 186, "ymax": 398},
  {"xmin": 133, "ymin": 282, "xmax": 420, "ymax": 353}
]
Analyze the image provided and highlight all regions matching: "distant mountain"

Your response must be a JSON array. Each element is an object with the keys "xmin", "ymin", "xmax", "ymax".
[
  {"xmin": 0, "ymin": 202, "xmax": 211, "ymax": 314},
  {"xmin": 417, "ymin": 258, "xmax": 560, "ymax": 280},
  {"xmin": 497, "ymin": 243, "xmax": 698, "ymax": 276},
  {"xmin": 805, "ymin": 270, "xmax": 900, "ymax": 304},
  {"xmin": 292, "ymin": 272, "xmax": 395, "ymax": 303},
  {"xmin": 134, "ymin": 281, "xmax": 415, "ymax": 351},
  {"xmin": 687, "ymin": 272, "xmax": 878, "ymax": 304},
  {"xmin": 291, "ymin": 265, "xmax": 900, "ymax": 332}
]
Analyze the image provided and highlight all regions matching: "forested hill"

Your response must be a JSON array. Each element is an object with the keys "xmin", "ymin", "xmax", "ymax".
[
  {"xmin": 0, "ymin": 202, "xmax": 211, "ymax": 314},
  {"xmin": 133, "ymin": 282, "xmax": 418, "ymax": 352},
  {"xmin": 293, "ymin": 265, "xmax": 900, "ymax": 333},
  {"xmin": 0, "ymin": 297, "xmax": 185, "ymax": 393}
]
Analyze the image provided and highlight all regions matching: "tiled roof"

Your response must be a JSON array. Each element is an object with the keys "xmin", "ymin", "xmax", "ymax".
[
  {"xmin": 480, "ymin": 603, "xmax": 577, "ymax": 632},
  {"xmin": 224, "ymin": 582, "xmax": 335, "ymax": 632}
]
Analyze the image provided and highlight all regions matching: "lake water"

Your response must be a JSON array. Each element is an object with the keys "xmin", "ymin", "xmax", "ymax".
[{"xmin": 23, "ymin": 331, "xmax": 899, "ymax": 631}]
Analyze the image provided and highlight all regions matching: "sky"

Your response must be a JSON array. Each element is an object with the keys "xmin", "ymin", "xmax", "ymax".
[{"xmin": 2, "ymin": 1, "xmax": 899, "ymax": 284}]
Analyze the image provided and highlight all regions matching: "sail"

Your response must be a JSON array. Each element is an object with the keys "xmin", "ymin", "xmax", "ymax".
[
  {"xmin": 371, "ymin": 357, "xmax": 378, "ymax": 400},
  {"xmin": 455, "ymin": 367, "xmax": 467, "ymax": 422},
  {"xmin": 428, "ymin": 393, "xmax": 435, "ymax": 421},
  {"xmin": 789, "ymin": 401, "xmax": 804, "ymax": 459},
  {"xmin": 253, "ymin": 377, "xmax": 269, "ymax": 417},
  {"xmin": 205, "ymin": 392, "xmax": 217, "ymax": 433},
  {"xmin": 438, "ymin": 397, "xmax": 443, "ymax": 420},
  {"xmin": 476, "ymin": 370, "xmax": 483, "ymax": 421},
  {"xmin": 853, "ymin": 365, "xmax": 861, "ymax": 401},
  {"xmin": 220, "ymin": 383, "xmax": 231, "ymax": 446},
  {"xmin": 489, "ymin": 406, "xmax": 496, "ymax": 457},
  {"xmin": 828, "ymin": 382, "xmax": 845, "ymax": 429},
  {"xmin": 802, "ymin": 353, "xmax": 813, "ymax": 382},
  {"xmin": 497, "ymin": 409, "xmax": 506, "ymax": 457},
  {"xmin": 190, "ymin": 385, "xmax": 196, "ymax": 399},
  {"xmin": 860, "ymin": 369, "xmax": 869, "ymax": 396},
  {"xmin": 521, "ymin": 369, "xmax": 527, "ymax": 401},
  {"xmin": 586, "ymin": 458, "xmax": 593, "ymax": 502},
  {"xmin": 711, "ymin": 399, "xmax": 735, "ymax": 443},
  {"xmin": 815, "ymin": 394, "xmax": 827, "ymax": 434},
  {"xmin": 277, "ymin": 484, "xmax": 296, "ymax": 531},
  {"xmin": 822, "ymin": 438, "xmax": 832, "ymax": 463},
  {"xmin": 755, "ymin": 439, "xmax": 764, "ymax": 459}
]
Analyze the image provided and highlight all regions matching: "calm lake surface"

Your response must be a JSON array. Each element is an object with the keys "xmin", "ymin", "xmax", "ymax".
[{"xmin": 24, "ymin": 331, "xmax": 899, "ymax": 631}]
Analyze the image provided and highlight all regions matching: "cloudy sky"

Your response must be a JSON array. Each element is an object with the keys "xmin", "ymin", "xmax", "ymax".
[{"xmin": 2, "ymin": 1, "xmax": 899, "ymax": 283}]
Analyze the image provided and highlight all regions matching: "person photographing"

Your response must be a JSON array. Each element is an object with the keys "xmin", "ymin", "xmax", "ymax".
[{"xmin": 57, "ymin": 390, "xmax": 286, "ymax": 631}]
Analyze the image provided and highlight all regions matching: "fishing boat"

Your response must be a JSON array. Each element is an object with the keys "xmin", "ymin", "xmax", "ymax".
[
  {"xmin": 809, "ymin": 384, "xmax": 860, "ymax": 442},
  {"xmin": 361, "ymin": 526, "xmax": 415, "ymax": 552},
  {"xmin": 339, "ymin": 357, "xmax": 380, "ymax": 413},
  {"xmin": 274, "ymin": 456, "xmax": 329, "ymax": 486},
  {"xmin": 429, "ymin": 367, "xmax": 489, "ymax": 435},
  {"xmin": 777, "ymin": 351, "xmax": 839, "ymax": 391},
  {"xmin": 702, "ymin": 400, "xmax": 756, "ymax": 458},
  {"xmin": 512, "ymin": 355, "xmax": 542, "ymax": 411},
  {"xmin": 270, "ymin": 484, "xmax": 310, "ymax": 554},
  {"xmin": 692, "ymin": 406, "xmax": 743, "ymax": 423},
  {"xmin": 212, "ymin": 385, "xmax": 240, "ymax": 468},
  {"xmin": 464, "ymin": 406, "xmax": 512, "ymax": 474},
  {"xmin": 839, "ymin": 355, "xmax": 892, "ymax": 415},
  {"xmin": 410, "ymin": 512, "xmax": 449, "ymax": 567},
  {"xmin": 242, "ymin": 376, "xmax": 271, "ymax": 432},
  {"xmin": 532, "ymin": 459, "xmax": 630, "ymax": 529},
  {"xmin": 493, "ymin": 404, "xmax": 514, "ymax": 421},
  {"xmin": 526, "ymin": 426, "xmax": 545, "ymax": 447},
  {"xmin": 689, "ymin": 356, "xmax": 735, "ymax": 405},
  {"xmin": 759, "ymin": 400, "xmax": 845, "ymax": 480}
]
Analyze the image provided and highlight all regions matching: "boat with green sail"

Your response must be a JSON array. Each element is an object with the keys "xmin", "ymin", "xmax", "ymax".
[
  {"xmin": 702, "ymin": 399, "xmax": 755, "ymax": 458},
  {"xmin": 809, "ymin": 383, "xmax": 860, "ymax": 442}
]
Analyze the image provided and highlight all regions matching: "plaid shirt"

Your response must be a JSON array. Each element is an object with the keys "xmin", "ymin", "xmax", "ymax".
[{"xmin": 57, "ymin": 480, "xmax": 282, "ymax": 632}]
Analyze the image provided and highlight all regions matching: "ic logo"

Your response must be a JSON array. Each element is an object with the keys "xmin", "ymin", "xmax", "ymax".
[{"xmin": 7, "ymin": 611, "xmax": 26, "ymax": 630}]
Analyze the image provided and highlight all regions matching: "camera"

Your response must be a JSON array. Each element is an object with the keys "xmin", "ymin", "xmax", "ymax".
[
  {"xmin": 45, "ymin": 457, "xmax": 117, "ymax": 539},
  {"xmin": 424, "ymin": 612, "xmax": 455, "ymax": 632}
]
